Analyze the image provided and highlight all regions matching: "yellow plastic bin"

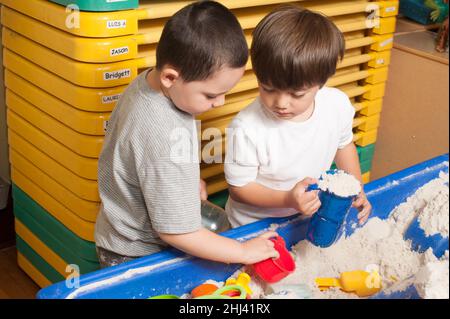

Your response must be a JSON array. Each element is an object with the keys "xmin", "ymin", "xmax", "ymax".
[{"xmin": 1, "ymin": 0, "xmax": 384, "ymax": 38}]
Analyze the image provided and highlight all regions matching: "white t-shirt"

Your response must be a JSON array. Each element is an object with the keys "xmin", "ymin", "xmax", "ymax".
[{"xmin": 224, "ymin": 86, "xmax": 355, "ymax": 227}]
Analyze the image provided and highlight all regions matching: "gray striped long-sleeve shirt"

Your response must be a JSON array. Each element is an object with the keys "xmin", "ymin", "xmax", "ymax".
[{"xmin": 95, "ymin": 69, "xmax": 202, "ymax": 257}]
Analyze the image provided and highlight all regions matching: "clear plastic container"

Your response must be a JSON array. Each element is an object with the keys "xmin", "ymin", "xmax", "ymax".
[{"xmin": 201, "ymin": 200, "xmax": 230, "ymax": 233}]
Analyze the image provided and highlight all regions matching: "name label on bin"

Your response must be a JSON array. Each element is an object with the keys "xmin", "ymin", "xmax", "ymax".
[
  {"xmin": 107, "ymin": 20, "xmax": 127, "ymax": 29},
  {"xmin": 102, "ymin": 94, "xmax": 121, "ymax": 104},
  {"xmin": 110, "ymin": 47, "xmax": 129, "ymax": 57},
  {"xmin": 380, "ymin": 38, "xmax": 393, "ymax": 47},
  {"xmin": 104, "ymin": 69, "xmax": 131, "ymax": 81},
  {"xmin": 384, "ymin": 6, "xmax": 397, "ymax": 13}
]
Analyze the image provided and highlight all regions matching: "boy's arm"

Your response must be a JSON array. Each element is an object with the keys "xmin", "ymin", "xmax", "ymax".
[
  {"xmin": 334, "ymin": 142, "xmax": 372, "ymax": 224},
  {"xmin": 228, "ymin": 179, "xmax": 320, "ymax": 216},
  {"xmin": 158, "ymin": 228, "xmax": 279, "ymax": 265},
  {"xmin": 200, "ymin": 179, "xmax": 208, "ymax": 201},
  {"xmin": 334, "ymin": 142, "xmax": 362, "ymax": 182},
  {"xmin": 225, "ymin": 118, "xmax": 318, "ymax": 215},
  {"xmin": 229, "ymin": 182, "xmax": 292, "ymax": 208}
]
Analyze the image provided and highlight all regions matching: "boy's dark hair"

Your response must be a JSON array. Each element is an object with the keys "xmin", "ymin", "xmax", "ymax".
[
  {"xmin": 251, "ymin": 5, "xmax": 345, "ymax": 90},
  {"xmin": 156, "ymin": 1, "xmax": 248, "ymax": 82}
]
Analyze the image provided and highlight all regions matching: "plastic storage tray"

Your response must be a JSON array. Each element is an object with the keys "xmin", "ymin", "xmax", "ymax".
[{"xmin": 37, "ymin": 154, "xmax": 448, "ymax": 299}]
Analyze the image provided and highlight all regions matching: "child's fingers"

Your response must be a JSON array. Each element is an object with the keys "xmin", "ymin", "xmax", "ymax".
[
  {"xmin": 258, "ymin": 231, "xmax": 278, "ymax": 240},
  {"xmin": 357, "ymin": 207, "xmax": 371, "ymax": 224},
  {"xmin": 301, "ymin": 190, "xmax": 319, "ymax": 202},
  {"xmin": 352, "ymin": 196, "xmax": 365, "ymax": 208},
  {"xmin": 302, "ymin": 197, "xmax": 321, "ymax": 215},
  {"xmin": 306, "ymin": 177, "xmax": 319, "ymax": 186},
  {"xmin": 307, "ymin": 195, "xmax": 321, "ymax": 207},
  {"xmin": 199, "ymin": 179, "xmax": 208, "ymax": 200},
  {"xmin": 269, "ymin": 249, "xmax": 280, "ymax": 259},
  {"xmin": 357, "ymin": 210, "xmax": 369, "ymax": 220},
  {"xmin": 298, "ymin": 177, "xmax": 319, "ymax": 190},
  {"xmin": 310, "ymin": 200, "xmax": 321, "ymax": 214},
  {"xmin": 358, "ymin": 213, "xmax": 370, "ymax": 225},
  {"xmin": 257, "ymin": 233, "xmax": 280, "ymax": 259},
  {"xmin": 357, "ymin": 202, "xmax": 370, "ymax": 215}
]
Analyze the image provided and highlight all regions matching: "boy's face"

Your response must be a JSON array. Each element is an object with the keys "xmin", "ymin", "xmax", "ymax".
[
  {"xmin": 258, "ymin": 83, "xmax": 321, "ymax": 121},
  {"xmin": 163, "ymin": 66, "xmax": 245, "ymax": 115}
]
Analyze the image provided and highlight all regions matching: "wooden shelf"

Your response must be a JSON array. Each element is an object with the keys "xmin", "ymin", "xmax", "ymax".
[
  {"xmin": 394, "ymin": 30, "xmax": 449, "ymax": 65},
  {"xmin": 395, "ymin": 16, "xmax": 440, "ymax": 35}
]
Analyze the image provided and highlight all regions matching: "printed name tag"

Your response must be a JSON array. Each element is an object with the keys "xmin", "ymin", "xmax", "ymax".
[
  {"xmin": 103, "ymin": 69, "xmax": 131, "ymax": 81},
  {"xmin": 110, "ymin": 47, "xmax": 129, "ymax": 57},
  {"xmin": 102, "ymin": 94, "xmax": 121, "ymax": 104},
  {"xmin": 384, "ymin": 6, "xmax": 397, "ymax": 13},
  {"xmin": 380, "ymin": 38, "xmax": 393, "ymax": 47},
  {"xmin": 107, "ymin": 20, "xmax": 127, "ymax": 29}
]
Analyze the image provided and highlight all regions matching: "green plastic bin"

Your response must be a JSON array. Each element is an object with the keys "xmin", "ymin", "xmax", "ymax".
[
  {"xmin": 49, "ymin": 0, "xmax": 138, "ymax": 12},
  {"xmin": 12, "ymin": 185, "xmax": 98, "ymax": 262}
]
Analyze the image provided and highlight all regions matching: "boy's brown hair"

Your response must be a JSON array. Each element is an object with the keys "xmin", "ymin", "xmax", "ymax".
[
  {"xmin": 251, "ymin": 5, "xmax": 345, "ymax": 90},
  {"xmin": 156, "ymin": 1, "xmax": 248, "ymax": 82}
]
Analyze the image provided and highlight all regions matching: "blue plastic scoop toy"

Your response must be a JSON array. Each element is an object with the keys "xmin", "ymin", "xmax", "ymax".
[
  {"xmin": 404, "ymin": 216, "xmax": 448, "ymax": 258},
  {"xmin": 404, "ymin": 180, "xmax": 449, "ymax": 258},
  {"xmin": 306, "ymin": 170, "xmax": 360, "ymax": 248}
]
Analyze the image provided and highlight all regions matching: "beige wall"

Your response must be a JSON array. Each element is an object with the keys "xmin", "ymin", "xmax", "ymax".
[
  {"xmin": 371, "ymin": 34, "xmax": 449, "ymax": 180},
  {"xmin": 0, "ymin": 14, "xmax": 10, "ymax": 183}
]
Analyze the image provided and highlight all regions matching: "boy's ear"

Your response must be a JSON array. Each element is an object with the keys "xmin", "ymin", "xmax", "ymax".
[{"xmin": 160, "ymin": 66, "xmax": 180, "ymax": 89}]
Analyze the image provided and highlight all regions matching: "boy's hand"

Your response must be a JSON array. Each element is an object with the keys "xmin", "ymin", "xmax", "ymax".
[
  {"xmin": 287, "ymin": 178, "xmax": 321, "ymax": 216},
  {"xmin": 352, "ymin": 191, "xmax": 372, "ymax": 225},
  {"xmin": 239, "ymin": 231, "xmax": 280, "ymax": 265},
  {"xmin": 200, "ymin": 179, "xmax": 208, "ymax": 201}
]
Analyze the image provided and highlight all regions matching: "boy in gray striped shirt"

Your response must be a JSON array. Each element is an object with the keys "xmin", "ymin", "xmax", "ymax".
[{"xmin": 95, "ymin": 1, "xmax": 279, "ymax": 268}]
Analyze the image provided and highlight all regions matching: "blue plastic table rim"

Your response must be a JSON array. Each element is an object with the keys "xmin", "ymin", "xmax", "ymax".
[{"xmin": 36, "ymin": 154, "xmax": 449, "ymax": 299}]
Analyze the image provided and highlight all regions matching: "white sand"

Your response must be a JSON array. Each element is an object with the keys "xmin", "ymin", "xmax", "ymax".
[
  {"xmin": 236, "ymin": 171, "xmax": 449, "ymax": 299},
  {"xmin": 418, "ymin": 187, "xmax": 449, "ymax": 237},
  {"xmin": 390, "ymin": 172, "xmax": 449, "ymax": 236},
  {"xmin": 414, "ymin": 258, "xmax": 449, "ymax": 299},
  {"xmin": 318, "ymin": 170, "xmax": 361, "ymax": 197}
]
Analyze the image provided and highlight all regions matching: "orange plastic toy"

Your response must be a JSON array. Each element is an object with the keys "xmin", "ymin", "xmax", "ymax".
[{"xmin": 191, "ymin": 283, "xmax": 219, "ymax": 298}]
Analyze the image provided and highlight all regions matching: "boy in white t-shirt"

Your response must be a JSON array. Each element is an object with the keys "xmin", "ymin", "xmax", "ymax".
[{"xmin": 224, "ymin": 6, "xmax": 372, "ymax": 228}]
